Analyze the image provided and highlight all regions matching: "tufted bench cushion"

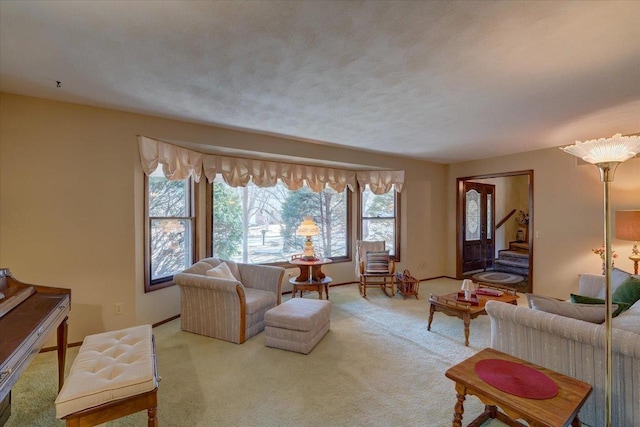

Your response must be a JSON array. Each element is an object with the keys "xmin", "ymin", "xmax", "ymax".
[
  {"xmin": 55, "ymin": 324, "xmax": 158, "ymax": 425},
  {"xmin": 264, "ymin": 298, "xmax": 331, "ymax": 354}
]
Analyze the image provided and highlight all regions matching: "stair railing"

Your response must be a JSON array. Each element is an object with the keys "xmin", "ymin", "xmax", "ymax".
[{"xmin": 496, "ymin": 209, "xmax": 517, "ymax": 230}]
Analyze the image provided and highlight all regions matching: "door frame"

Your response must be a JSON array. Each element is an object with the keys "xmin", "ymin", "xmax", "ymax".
[{"xmin": 456, "ymin": 170, "xmax": 534, "ymax": 289}]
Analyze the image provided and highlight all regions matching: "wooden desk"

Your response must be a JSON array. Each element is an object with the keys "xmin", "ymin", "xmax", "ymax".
[
  {"xmin": 445, "ymin": 348, "xmax": 592, "ymax": 427},
  {"xmin": 289, "ymin": 277, "xmax": 332, "ymax": 300},
  {"xmin": 427, "ymin": 287, "xmax": 518, "ymax": 346}
]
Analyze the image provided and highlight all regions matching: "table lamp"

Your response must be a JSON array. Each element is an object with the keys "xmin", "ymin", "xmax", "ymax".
[
  {"xmin": 461, "ymin": 279, "xmax": 475, "ymax": 300},
  {"xmin": 616, "ymin": 210, "xmax": 640, "ymax": 274},
  {"xmin": 296, "ymin": 217, "xmax": 320, "ymax": 260}
]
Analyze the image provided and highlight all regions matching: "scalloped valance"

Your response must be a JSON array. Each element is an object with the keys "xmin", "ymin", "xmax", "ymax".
[{"xmin": 138, "ymin": 136, "xmax": 404, "ymax": 194}]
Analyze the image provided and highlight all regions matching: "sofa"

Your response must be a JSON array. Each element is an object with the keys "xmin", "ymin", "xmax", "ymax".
[
  {"xmin": 174, "ymin": 257, "xmax": 285, "ymax": 344},
  {"xmin": 486, "ymin": 269, "xmax": 640, "ymax": 427}
]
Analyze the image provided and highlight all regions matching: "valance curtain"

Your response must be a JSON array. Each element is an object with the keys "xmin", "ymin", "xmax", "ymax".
[{"xmin": 138, "ymin": 136, "xmax": 404, "ymax": 194}]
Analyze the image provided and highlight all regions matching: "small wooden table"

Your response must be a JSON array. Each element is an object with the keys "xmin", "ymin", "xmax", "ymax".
[
  {"xmin": 445, "ymin": 348, "xmax": 592, "ymax": 427},
  {"xmin": 427, "ymin": 285, "xmax": 518, "ymax": 346},
  {"xmin": 289, "ymin": 257, "xmax": 332, "ymax": 282},
  {"xmin": 289, "ymin": 277, "xmax": 332, "ymax": 300}
]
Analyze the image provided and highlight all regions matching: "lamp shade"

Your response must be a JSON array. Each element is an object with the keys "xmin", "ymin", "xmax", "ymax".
[
  {"xmin": 616, "ymin": 210, "xmax": 640, "ymax": 241},
  {"xmin": 296, "ymin": 217, "xmax": 320, "ymax": 237},
  {"xmin": 560, "ymin": 133, "xmax": 640, "ymax": 164}
]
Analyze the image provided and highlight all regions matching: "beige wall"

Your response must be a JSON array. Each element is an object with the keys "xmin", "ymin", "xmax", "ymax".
[
  {"xmin": 447, "ymin": 149, "xmax": 640, "ymax": 298},
  {"xmin": 0, "ymin": 93, "xmax": 446, "ymax": 343}
]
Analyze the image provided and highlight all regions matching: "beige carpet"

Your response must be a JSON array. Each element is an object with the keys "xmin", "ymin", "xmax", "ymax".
[{"xmin": 6, "ymin": 278, "xmax": 516, "ymax": 426}]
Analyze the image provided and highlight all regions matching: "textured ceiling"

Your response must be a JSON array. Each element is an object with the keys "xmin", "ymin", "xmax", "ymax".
[{"xmin": 1, "ymin": 1, "xmax": 639, "ymax": 164}]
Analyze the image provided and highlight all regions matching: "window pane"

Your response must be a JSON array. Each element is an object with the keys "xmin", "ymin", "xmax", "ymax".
[
  {"xmin": 359, "ymin": 186, "xmax": 399, "ymax": 259},
  {"xmin": 362, "ymin": 218, "xmax": 395, "ymax": 256},
  {"xmin": 362, "ymin": 190, "xmax": 395, "ymax": 217},
  {"xmin": 487, "ymin": 194, "xmax": 492, "ymax": 239},
  {"xmin": 151, "ymin": 219, "xmax": 192, "ymax": 280},
  {"xmin": 149, "ymin": 173, "xmax": 189, "ymax": 217},
  {"xmin": 465, "ymin": 189, "xmax": 480, "ymax": 241},
  {"xmin": 212, "ymin": 179, "xmax": 348, "ymax": 264}
]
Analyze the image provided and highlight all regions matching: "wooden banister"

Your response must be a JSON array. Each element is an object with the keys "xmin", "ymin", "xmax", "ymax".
[{"xmin": 496, "ymin": 209, "xmax": 517, "ymax": 230}]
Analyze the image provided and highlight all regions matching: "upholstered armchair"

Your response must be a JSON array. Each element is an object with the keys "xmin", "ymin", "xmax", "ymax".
[
  {"xmin": 174, "ymin": 257, "xmax": 285, "ymax": 344},
  {"xmin": 356, "ymin": 240, "xmax": 396, "ymax": 297}
]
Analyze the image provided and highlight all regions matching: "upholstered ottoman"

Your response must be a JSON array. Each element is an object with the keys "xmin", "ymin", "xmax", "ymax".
[
  {"xmin": 264, "ymin": 298, "xmax": 331, "ymax": 354},
  {"xmin": 55, "ymin": 324, "xmax": 159, "ymax": 426}
]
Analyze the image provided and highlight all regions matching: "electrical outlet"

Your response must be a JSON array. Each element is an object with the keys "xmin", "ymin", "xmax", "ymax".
[{"xmin": 114, "ymin": 303, "xmax": 123, "ymax": 315}]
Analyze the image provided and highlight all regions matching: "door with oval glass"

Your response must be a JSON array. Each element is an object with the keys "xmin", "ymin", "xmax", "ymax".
[{"xmin": 463, "ymin": 182, "xmax": 495, "ymax": 274}]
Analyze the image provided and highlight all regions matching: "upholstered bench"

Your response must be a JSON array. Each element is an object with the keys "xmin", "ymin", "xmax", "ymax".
[
  {"xmin": 55, "ymin": 324, "xmax": 159, "ymax": 426},
  {"xmin": 264, "ymin": 298, "xmax": 331, "ymax": 354}
]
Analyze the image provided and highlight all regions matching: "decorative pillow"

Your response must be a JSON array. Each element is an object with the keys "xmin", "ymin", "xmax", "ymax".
[
  {"xmin": 527, "ymin": 293, "xmax": 616, "ymax": 324},
  {"xmin": 190, "ymin": 260, "xmax": 217, "ymax": 275},
  {"xmin": 603, "ymin": 267, "xmax": 640, "ymax": 296},
  {"xmin": 205, "ymin": 262, "xmax": 237, "ymax": 280},
  {"xmin": 569, "ymin": 294, "xmax": 629, "ymax": 317},
  {"xmin": 365, "ymin": 251, "xmax": 390, "ymax": 273},
  {"xmin": 611, "ymin": 276, "xmax": 640, "ymax": 308},
  {"xmin": 220, "ymin": 259, "xmax": 242, "ymax": 281}
]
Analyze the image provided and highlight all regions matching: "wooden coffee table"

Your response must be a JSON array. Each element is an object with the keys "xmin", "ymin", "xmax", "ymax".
[
  {"xmin": 445, "ymin": 348, "xmax": 592, "ymax": 427},
  {"xmin": 427, "ymin": 285, "xmax": 518, "ymax": 346}
]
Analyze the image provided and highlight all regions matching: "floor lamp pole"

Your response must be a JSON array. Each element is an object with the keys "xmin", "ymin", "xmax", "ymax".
[{"xmin": 598, "ymin": 162, "xmax": 617, "ymax": 427}]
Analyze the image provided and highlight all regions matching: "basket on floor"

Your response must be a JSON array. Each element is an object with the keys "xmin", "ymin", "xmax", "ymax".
[{"xmin": 396, "ymin": 269, "xmax": 419, "ymax": 300}]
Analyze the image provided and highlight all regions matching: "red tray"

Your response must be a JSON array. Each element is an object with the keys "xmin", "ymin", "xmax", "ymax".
[{"xmin": 457, "ymin": 291, "xmax": 479, "ymax": 305}]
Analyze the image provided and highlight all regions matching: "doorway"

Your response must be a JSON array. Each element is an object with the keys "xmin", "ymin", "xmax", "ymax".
[{"xmin": 456, "ymin": 170, "xmax": 534, "ymax": 292}]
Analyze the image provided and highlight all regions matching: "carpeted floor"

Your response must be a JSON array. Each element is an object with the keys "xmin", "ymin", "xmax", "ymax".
[{"xmin": 5, "ymin": 278, "xmax": 520, "ymax": 426}]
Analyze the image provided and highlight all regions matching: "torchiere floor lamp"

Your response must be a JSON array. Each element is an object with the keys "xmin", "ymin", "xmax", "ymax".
[{"xmin": 561, "ymin": 133, "xmax": 640, "ymax": 427}]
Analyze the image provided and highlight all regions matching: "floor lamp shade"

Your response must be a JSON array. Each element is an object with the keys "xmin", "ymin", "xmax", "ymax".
[{"xmin": 616, "ymin": 210, "xmax": 640, "ymax": 274}]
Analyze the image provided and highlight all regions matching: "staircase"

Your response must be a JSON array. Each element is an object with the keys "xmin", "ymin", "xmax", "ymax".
[{"xmin": 494, "ymin": 242, "xmax": 529, "ymax": 276}]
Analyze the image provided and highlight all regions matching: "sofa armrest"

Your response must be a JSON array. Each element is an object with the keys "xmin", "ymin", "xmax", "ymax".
[
  {"xmin": 578, "ymin": 273, "xmax": 605, "ymax": 298},
  {"xmin": 238, "ymin": 264, "xmax": 284, "ymax": 303}
]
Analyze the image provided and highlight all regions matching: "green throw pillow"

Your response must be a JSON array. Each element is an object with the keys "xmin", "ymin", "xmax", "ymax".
[
  {"xmin": 611, "ymin": 276, "xmax": 640, "ymax": 308},
  {"xmin": 570, "ymin": 294, "xmax": 629, "ymax": 317}
]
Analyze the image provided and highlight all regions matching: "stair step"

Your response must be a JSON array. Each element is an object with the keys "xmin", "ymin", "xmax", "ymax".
[
  {"xmin": 495, "ymin": 259, "xmax": 529, "ymax": 268},
  {"xmin": 498, "ymin": 250, "xmax": 529, "ymax": 259},
  {"xmin": 510, "ymin": 242, "xmax": 529, "ymax": 251},
  {"xmin": 494, "ymin": 260, "xmax": 529, "ymax": 276}
]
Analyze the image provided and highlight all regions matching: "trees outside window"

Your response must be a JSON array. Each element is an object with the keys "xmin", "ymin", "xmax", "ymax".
[
  {"xmin": 359, "ymin": 186, "xmax": 400, "ymax": 259},
  {"xmin": 145, "ymin": 166, "xmax": 195, "ymax": 291},
  {"xmin": 210, "ymin": 178, "xmax": 349, "ymax": 264}
]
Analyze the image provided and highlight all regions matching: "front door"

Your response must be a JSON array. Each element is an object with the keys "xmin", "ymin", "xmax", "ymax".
[{"xmin": 463, "ymin": 182, "xmax": 495, "ymax": 274}]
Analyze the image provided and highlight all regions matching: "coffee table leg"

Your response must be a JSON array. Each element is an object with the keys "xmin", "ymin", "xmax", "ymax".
[
  {"xmin": 427, "ymin": 304, "xmax": 435, "ymax": 331},
  {"xmin": 325, "ymin": 284, "xmax": 329, "ymax": 300},
  {"xmin": 571, "ymin": 415, "xmax": 582, "ymax": 427},
  {"xmin": 463, "ymin": 312, "xmax": 470, "ymax": 346},
  {"xmin": 453, "ymin": 383, "xmax": 466, "ymax": 427}
]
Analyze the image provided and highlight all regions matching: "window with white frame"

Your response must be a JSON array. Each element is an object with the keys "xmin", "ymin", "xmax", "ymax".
[
  {"xmin": 145, "ymin": 165, "xmax": 195, "ymax": 291},
  {"xmin": 359, "ymin": 185, "xmax": 400, "ymax": 259},
  {"xmin": 209, "ymin": 177, "xmax": 350, "ymax": 265}
]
